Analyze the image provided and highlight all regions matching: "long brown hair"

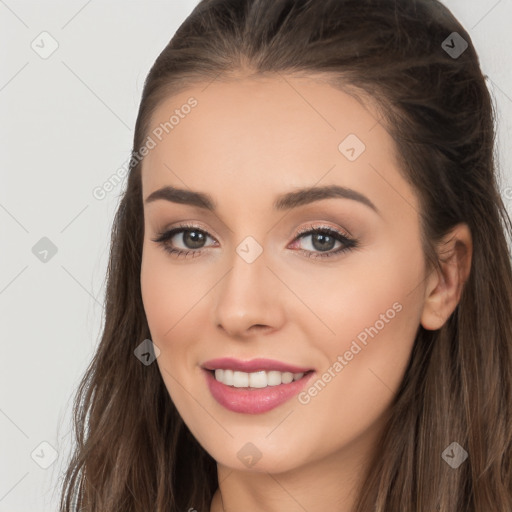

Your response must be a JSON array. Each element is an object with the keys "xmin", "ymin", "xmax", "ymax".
[{"xmin": 59, "ymin": 0, "xmax": 512, "ymax": 510}]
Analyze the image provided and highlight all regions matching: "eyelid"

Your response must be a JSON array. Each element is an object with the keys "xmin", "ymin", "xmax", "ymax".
[
  {"xmin": 157, "ymin": 221, "xmax": 219, "ymax": 241},
  {"xmin": 293, "ymin": 222, "xmax": 352, "ymax": 240}
]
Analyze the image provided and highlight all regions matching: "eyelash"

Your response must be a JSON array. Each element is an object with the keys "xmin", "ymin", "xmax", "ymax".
[{"xmin": 151, "ymin": 222, "xmax": 359, "ymax": 260}]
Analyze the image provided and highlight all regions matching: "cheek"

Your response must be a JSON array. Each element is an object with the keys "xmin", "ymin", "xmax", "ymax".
[
  {"xmin": 294, "ymin": 292, "xmax": 420, "ymax": 460},
  {"xmin": 140, "ymin": 248, "xmax": 206, "ymax": 412},
  {"xmin": 305, "ymin": 237, "xmax": 422, "ymax": 385},
  {"xmin": 140, "ymin": 245, "xmax": 211, "ymax": 342},
  {"xmin": 307, "ymin": 239, "xmax": 424, "ymax": 432},
  {"xmin": 288, "ymin": 231, "xmax": 424, "ymax": 350}
]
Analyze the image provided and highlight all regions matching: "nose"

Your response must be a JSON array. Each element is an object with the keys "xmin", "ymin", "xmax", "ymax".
[{"xmin": 212, "ymin": 244, "xmax": 286, "ymax": 339}]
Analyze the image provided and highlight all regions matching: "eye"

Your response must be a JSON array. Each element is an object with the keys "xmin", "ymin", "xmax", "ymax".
[
  {"xmin": 151, "ymin": 223, "xmax": 217, "ymax": 259},
  {"xmin": 290, "ymin": 224, "xmax": 358, "ymax": 259}
]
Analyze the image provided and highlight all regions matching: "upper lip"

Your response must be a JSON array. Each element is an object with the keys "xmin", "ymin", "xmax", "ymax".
[{"xmin": 201, "ymin": 357, "xmax": 313, "ymax": 373}]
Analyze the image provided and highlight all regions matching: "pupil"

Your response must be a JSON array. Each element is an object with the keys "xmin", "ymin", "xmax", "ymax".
[
  {"xmin": 185, "ymin": 230, "xmax": 205, "ymax": 249},
  {"xmin": 312, "ymin": 233, "xmax": 335, "ymax": 252}
]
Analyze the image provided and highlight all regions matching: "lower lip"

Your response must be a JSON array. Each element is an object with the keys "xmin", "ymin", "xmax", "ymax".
[{"xmin": 203, "ymin": 368, "xmax": 315, "ymax": 414}]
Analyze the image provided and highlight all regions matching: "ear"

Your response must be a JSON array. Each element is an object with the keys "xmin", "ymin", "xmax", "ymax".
[{"xmin": 420, "ymin": 223, "xmax": 473, "ymax": 331}]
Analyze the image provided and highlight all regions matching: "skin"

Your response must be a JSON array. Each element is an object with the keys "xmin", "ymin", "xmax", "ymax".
[{"xmin": 139, "ymin": 74, "xmax": 472, "ymax": 512}]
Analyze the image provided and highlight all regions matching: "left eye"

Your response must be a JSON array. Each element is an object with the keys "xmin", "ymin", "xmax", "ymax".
[
  {"xmin": 290, "ymin": 227, "xmax": 357, "ymax": 258},
  {"xmin": 151, "ymin": 225, "xmax": 358, "ymax": 259},
  {"xmin": 295, "ymin": 229, "xmax": 341, "ymax": 251}
]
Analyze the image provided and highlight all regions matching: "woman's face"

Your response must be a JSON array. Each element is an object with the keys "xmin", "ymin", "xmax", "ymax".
[{"xmin": 140, "ymin": 75, "xmax": 428, "ymax": 475}]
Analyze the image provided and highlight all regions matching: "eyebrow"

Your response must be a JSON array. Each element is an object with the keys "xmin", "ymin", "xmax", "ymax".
[{"xmin": 144, "ymin": 184, "xmax": 380, "ymax": 215}]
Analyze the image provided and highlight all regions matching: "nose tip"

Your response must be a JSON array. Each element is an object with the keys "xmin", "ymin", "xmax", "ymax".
[{"xmin": 212, "ymin": 258, "xmax": 285, "ymax": 339}]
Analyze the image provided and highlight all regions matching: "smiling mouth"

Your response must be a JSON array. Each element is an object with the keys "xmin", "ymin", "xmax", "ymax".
[{"xmin": 206, "ymin": 368, "xmax": 314, "ymax": 389}]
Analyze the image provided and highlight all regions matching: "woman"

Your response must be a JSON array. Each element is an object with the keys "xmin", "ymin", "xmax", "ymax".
[{"xmin": 59, "ymin": 0, "xmax": 512, "ymax": 510}]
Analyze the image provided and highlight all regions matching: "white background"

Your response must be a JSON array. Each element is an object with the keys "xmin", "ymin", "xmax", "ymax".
[{"xmin": 1, "ymin": 1, "xmax": 511, "ymax": 510}]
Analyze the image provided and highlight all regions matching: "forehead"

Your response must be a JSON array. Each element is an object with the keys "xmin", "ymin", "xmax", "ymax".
[{"xmin": 140, "ymin": 75, "xmax": 415, "ymax": 217}]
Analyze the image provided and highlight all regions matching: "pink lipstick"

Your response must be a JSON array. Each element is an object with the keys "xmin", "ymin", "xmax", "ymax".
[{"xmin": 201, "ymin": 357, "xmax": 315, "ymax": 414}]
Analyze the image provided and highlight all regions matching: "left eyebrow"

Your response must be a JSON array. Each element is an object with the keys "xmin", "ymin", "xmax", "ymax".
[{"xmin": 144, "ymin": 184, "xmax": 380, "ymax": 216}]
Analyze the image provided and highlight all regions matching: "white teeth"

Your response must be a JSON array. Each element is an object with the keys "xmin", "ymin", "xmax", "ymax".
[
  {"xmin": 267, "ymin": 371, "xmax": 282, "ymax": 386},
  {"xmin": 223, "ymin": 369, "xmax": 234, "ymax": 386},
  {"xmin": 249, "ymin": 371, "xmax": 267, "ymax": 388},
  {"xmin": 233, "ymin": 371, "xmax": 249, "ymax": 387},
  {"xmin": 213, "ymin": 369, "xmax": 306, "ymax": 388}
]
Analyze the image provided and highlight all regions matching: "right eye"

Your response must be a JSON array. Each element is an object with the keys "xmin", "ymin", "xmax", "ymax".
[{"xmin": 151, "ymin": 224, "xmax": 218, "ymax": 258}]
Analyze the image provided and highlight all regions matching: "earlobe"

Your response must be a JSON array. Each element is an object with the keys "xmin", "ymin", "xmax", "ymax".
[{"xmin": 420, "ymin": 223, "xmax": 473, "ymax": 331}]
